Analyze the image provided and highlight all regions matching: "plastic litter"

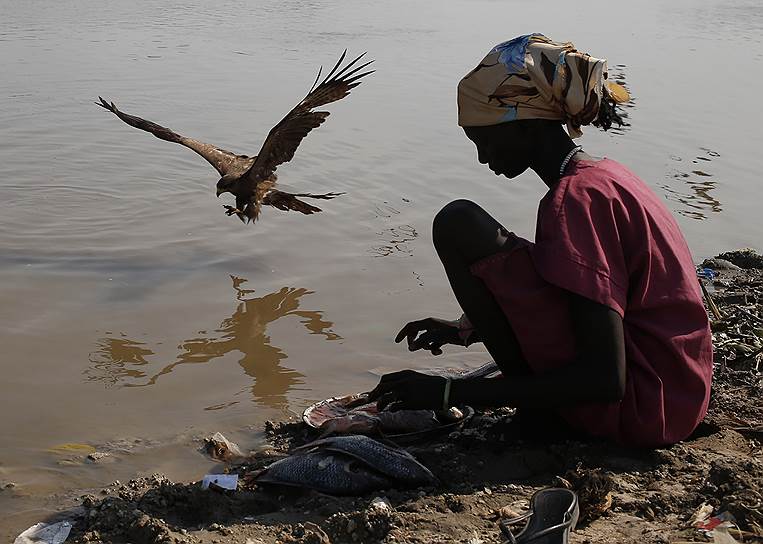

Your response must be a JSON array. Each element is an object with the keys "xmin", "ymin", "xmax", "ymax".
[
  {"xmin": 697, "ymin": 267, "xmax": 717, "ymax": 280},
  {"xmin": 14, "ymin": 521, "xmax": 72, "ymax": 544},
  {"xmin": 712, "ymin": 527, "xmax": 741, "ymax": 544},
  {"xmin": 466, "ymin": 533, "xmax": 484, "ymax": 544},
  {"xmin": 697, "ymin": 511, "xmax": 736, "ymax": 534},
  {"xmin": 201, "ymin": 432, "xmax": 243, "ymax": 462},
  {"xmin": 200, "ymin": 473, "xmax": 238, "ymax": 490},
  {"xmin": 48, "ymin": 443, "xmax": 96, "ymax": 455},
  {"xmin": 368, "ymin": 496, "xmax": 392, "ymax": 512},
  {"xmin": 688, "ymin": 501, "xmax": 714, "ymax": 528},
  {"xmin": 693, "ymin": 511, "xmax": 743, "ymax": 542}
]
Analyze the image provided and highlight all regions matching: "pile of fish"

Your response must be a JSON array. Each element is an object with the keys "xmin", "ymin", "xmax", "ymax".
[
  {"xmin": 237, "ymin": 364, "xmax": 503, "ymax": 495},
  {"xmin": 307, "ymin": 395, "xmax": 466, "ymax": 437},
  {"xmin": 303, "ymin": 361, "xmax": 499, "ymax": 438},
  {"xmin": 254, "ymin": 435, "xmax": 436, "ymax": 495}
]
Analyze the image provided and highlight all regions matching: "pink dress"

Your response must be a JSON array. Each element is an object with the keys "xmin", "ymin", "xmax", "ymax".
[{"xmin": 470, "ymin": 158, "xmax": 713, "ymax": 447}]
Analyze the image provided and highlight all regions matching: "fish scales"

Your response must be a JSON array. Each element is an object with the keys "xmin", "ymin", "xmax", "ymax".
[
  {"xmin": 296, "ymin": 435, "xmax": 436, "ymax": 485},
  {"xmin": 256, "ymin": 450, "xmax": 392, "ymax": 495},
  {"xmin": 318, "ymin": 412, "xmax": 379, "ymax": 436},
  {"xmin": 377, "ymin": 410, "xmax": 439, "ymax": 433}
]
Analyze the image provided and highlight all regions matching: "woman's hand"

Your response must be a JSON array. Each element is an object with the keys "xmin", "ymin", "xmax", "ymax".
[
  {"xmin": 367, "ymin": 369, "xmax": 447, "ymax": 411},
  {"xmin": 395, "ymin": 317, "xmax": 465, "ymax": 355}
]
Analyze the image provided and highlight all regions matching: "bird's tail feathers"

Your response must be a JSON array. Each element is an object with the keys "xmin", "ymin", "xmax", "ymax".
[
  {"xmin": 242, "ymin": 202, "xmax": 261, "ymax": 223},
  {"xmin": 263, "ymin": 190, "xmax": 343, "ymax": 215}
]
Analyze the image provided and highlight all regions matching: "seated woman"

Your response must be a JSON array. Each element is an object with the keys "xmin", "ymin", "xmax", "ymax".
[{"xmin": 369, "ymin": 34, "xmax": 713, "ymax": 447}]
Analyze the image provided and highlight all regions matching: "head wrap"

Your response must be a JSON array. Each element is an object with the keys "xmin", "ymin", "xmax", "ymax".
[{"xmin": 457, "ymin": 34, "xmax": 628, "ymax": 137}]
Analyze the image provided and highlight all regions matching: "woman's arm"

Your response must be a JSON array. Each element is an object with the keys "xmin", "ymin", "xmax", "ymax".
[
  {"xmin": 451, "ymin": 293, "xmax": 626, "ymax": 407},
  {"xmin": 370, "ymin": 293, "xmax": 626, "ymax": 409}
]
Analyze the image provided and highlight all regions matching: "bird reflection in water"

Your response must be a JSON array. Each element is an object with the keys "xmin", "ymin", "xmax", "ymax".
[{"xmin": 87, "ymin": 277, "xmax": 340, "ymax": 408}]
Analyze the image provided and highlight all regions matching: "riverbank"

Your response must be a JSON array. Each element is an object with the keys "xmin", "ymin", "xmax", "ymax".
[{"xmin": 20, "ymin": 252, "xmax": 763, "ymax": 544}]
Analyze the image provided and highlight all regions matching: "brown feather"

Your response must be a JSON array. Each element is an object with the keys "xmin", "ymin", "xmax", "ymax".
[
  {"xmin": 241, "ymin": 51, "xmax": 374, "ymax": 186},
  {"xmin": 95, "ymin": 97, "xmax": 249, "ymax": 176},
  {"xmin": 263, "ymin": 190, "xmax": 322, "ymax": 214}
]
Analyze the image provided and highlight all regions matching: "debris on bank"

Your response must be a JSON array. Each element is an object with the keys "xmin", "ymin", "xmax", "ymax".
[{"xmin": 14, "ymin": 521, "xmax": 72, "ymax": 544}]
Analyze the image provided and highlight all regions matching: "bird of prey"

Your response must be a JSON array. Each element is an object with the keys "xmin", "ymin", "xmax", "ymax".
[{"xmin": 96, "ymin": 51, "xmax": 373, "ymax": 224}]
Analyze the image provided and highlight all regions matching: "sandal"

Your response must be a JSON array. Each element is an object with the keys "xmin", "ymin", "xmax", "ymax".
[{"xmin": 499, "ymin": 488, "xmax": 579, "ymax": 544}]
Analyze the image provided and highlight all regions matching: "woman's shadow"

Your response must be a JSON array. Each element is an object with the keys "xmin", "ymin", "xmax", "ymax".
[{"xmin": 86, "ymin": 276, "xmax": 340, "ymax": 409}]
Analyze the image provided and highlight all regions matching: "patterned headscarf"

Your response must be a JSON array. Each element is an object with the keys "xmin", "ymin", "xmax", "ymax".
[{"xmin": 458, "ymin": 34, "xmax": 627, "ymax": 138}]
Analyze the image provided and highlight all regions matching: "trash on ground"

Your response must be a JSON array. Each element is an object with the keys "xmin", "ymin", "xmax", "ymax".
[
  {"xmin": 201, "ymin": 473, "xmax": 238, "ymax": 490},
  {"xmin": 466, "ymin": 532, "xmax": 484, "ymax": 544},
  {"xmin": 712, "ymin": 526, "xmax": 742, "ymax": 544},
  {"xmin": 697, "ymin": 511, "xmax": 737, "ymax": 535},
  {"xmin": 14, "ymin": 521, "xmax": 72, "ymax": 544},
  {"xmin": 368, "ymin": 496, "xmax": 392, "ymax": 512},
  {"xmin": 202, "ymin": 432, "xmax": 243, "ymax": 463},
  {"xmin": 688, "ymin": 502, "xmax": 714, "ymax": 528},
  {"xmin": 48, "ymin": 443, "xmax": 96, "ymax": 455},
  {"xmin": 698, "ymin": 267, "xmax": 717, "ymax": 280}
]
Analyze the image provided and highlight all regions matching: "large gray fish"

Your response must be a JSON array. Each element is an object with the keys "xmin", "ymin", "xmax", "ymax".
[
  {"xmin": 294, "ymin": 435, "xmax": 436, "ymax": 486},
  {"xmin": 255, "ymin": 450, "xmax": 392, "ymax": 495}
]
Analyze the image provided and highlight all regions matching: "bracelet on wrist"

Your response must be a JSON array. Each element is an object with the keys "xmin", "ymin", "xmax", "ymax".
[{"xmin": 442, "ymin": 378, "xmax": 452, "ymax": 410}]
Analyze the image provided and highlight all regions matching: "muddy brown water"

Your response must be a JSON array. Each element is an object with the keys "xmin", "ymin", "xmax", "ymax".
[{"xmin": 1, "ymin": 0, "xmax": 761, "ymax": 538}]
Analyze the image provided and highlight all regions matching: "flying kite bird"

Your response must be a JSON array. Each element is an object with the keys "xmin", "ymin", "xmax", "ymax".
[{"xmin": 96, "ymin": 51, "xmax": 373, "ymax": 223}]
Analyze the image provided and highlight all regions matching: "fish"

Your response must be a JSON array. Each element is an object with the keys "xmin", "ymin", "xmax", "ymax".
[
  {"xmin": 295, "ymin": 435, "xmax": 436, "ymax": 486},
  {"xmin": 303, "ymin": 364, "xmax": 492, "ymax": 437},
  {"xmin": 377, "ymin": 410, "xmax": 440, "ymax": 433},
  {"xmin": 318, "ymin": 412, "xmax": 379, "ymax": 437},
  {"xmin": 255, "ymin": 450, "xmax": 392, "ymax": 495},
  {"xmin": 315, "ymin": 407, "xmax": 464, "ymax": 437}
]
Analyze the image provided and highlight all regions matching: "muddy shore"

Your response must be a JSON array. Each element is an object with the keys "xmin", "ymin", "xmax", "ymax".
[{"xmin": 15, "ymin": 251, "xmax": 763, "ymax": 544}]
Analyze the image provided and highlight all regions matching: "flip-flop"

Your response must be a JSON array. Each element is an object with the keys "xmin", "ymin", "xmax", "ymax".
[{"xmin": 499, "ymin": 488, "xmax": 579, "ymax": 544}]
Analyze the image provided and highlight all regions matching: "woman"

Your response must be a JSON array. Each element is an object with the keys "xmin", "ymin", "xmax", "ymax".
[{"xmin": 369, "ymin": 34, "xmax": 713, "ymax": 447}]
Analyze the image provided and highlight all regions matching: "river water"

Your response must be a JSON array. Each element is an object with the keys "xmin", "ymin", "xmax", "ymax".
[{"xmin": 1, "ymin": 0, "xmax": 761, "ymax": 537}]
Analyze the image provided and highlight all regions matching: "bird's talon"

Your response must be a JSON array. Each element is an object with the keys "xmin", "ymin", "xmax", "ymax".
[{"xmin": 223, "ymin": 205, "xmax": 244, "ymax": 216}]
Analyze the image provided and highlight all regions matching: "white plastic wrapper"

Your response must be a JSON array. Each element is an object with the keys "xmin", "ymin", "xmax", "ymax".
[
  {"xmin": 15, "ymin": 521, "xmax": 72, "ymax": 544},
  {"xmin": 200, "ymin": 473, "xmax": 238, "ymax": 490}
]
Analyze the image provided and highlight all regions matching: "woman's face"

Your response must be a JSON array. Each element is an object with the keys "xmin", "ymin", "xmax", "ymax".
[{"xmin": 464, "ymin": 122, "xmax": 533, "ymax": 178}]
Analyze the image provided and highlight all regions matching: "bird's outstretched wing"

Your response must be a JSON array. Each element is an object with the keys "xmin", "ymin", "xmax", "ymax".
[
  {"xmin": 241, "ymin": 51, "xmax": 374, "ymax": 185},
  {"xmin": 95, "ymin": 97, "xmax": 244, "ymax": 176}
]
